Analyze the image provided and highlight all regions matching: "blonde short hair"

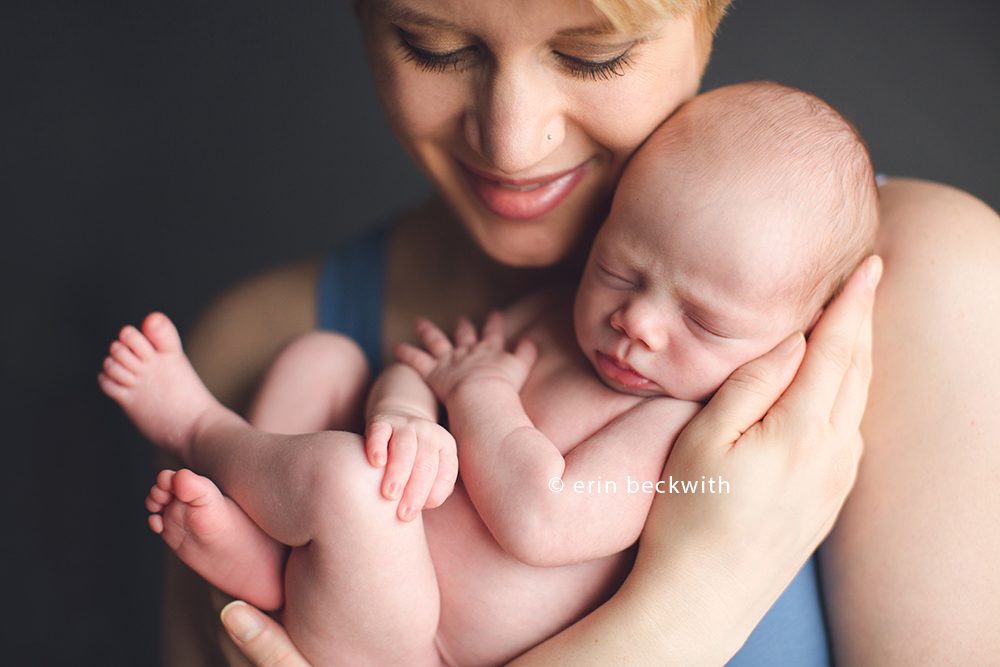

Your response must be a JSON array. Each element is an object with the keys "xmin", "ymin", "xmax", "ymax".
[{"xmin": 589, "ymin": 0, "xmax": 731, "ymax": 57}]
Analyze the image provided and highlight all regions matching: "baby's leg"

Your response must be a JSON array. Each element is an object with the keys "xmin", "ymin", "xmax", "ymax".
[
  {"xmin": 97, "ymin": 313, "xmax": 344, "ymax": 512},
  {"xmin": 146, "ymin": 468, "xmax": 285, "ymax": 610},
  {"xmin": 279, "ymin": 431, "xmax": 444, "ymax": 666},
  {"xmin": 246, "ymin": 331, "xmax": 370, "ymax": 434}
]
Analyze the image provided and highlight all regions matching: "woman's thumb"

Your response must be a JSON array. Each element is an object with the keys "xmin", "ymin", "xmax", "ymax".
[{"xmin": 685, "ymin": 332, "xmax": 805, "ymax": 448}]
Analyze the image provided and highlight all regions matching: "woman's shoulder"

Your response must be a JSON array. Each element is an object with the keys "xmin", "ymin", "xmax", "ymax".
[
  {"xmin": 877, "ymin": 178, "xmax": 999, "ymax": 264},
  {"xmin": 185, "ymin": 258, "xmax": 322, "ymax": 407}
]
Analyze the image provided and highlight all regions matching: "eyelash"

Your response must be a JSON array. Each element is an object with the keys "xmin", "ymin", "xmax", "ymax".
[
  {"xmin": 598, "ymin": 265, "xmax": 635, "ymax": 289},
  {"xmin": 396, "ymin": 33, "xmax": 635, "ymax": 81},
  {"xmin": 685, "ymin": 313, "xmax": 728, "ymax": 339}
]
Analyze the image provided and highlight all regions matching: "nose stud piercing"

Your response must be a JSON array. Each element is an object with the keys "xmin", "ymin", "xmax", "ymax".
[{"xmin": 547, "ymin": 133, "xmax": 553, "ymax": 141}]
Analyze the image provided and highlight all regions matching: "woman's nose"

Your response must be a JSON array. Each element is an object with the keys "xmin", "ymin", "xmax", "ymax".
[
  {"xmin": 610, "ymin": 302, "xmax": 668, "ymax": 351},
  {"xmin": 465, "ymin": 61, "xmax": 564, "ymax": 174}
]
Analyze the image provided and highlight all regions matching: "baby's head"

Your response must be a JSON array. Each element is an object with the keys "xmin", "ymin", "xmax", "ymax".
[{"xmin": 574, "ymin": 81, "xmax": 878, "ymax": 401}]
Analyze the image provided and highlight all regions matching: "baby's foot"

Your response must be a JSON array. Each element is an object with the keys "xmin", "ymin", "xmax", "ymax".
[
  {"xmin": 98, "ymin": 312, "xmax": 219, "ymax": 459},
  {"xmin": 146, "ymin": 469, "xmax": 285, "ymax": 610}
]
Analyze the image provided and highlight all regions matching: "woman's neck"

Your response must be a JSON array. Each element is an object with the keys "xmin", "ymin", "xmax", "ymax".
[{"xmin": 409, "ymin": 197, "xmax": 584, "ymax": 307}]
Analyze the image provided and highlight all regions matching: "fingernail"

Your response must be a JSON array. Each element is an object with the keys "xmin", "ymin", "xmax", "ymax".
[
  {"xmin": 865, "ymin": 256, "xmax": 883, "ymax": 288},
  {"xmin": 372, "ymin": 453, "xmax": 385, "ymax": 467},
  {"xmin": 776, "ymin": 331, "xmax": 804, "ymax": 355},
  {"xmin": 386, "ymin": 482, "xmax": 398, "ymax": 499},
  {"xmin": 220, "ymin": 601, "xmax": 262, "ymax": 643},
  {"xmin": 399, "ymin": 505, "xmax": 412, "ymax": 520}
]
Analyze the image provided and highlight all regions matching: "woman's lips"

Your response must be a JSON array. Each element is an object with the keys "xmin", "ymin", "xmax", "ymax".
[
  {"xmin": 595, "ymin": 352, "xmax": 654, "ymax": 390},
  {"xmin": 462, "ymin": 161, "xmax": 589, "ymax": 220}
]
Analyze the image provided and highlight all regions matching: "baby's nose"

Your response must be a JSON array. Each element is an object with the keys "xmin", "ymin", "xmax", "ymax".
[{"xmin": 611, "ymin": 305, "xmax": 668, "ymax": 351}]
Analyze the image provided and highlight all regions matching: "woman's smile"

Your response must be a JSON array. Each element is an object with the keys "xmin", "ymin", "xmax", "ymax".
[{"xmin": 461, "ymin": 160, "xmax": 592, "ymax": 220}]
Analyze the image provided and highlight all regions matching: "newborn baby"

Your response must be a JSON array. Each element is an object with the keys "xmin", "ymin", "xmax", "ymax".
[{"xmin": 100, "ymin": 81, "xmax": 877, "ymax": 665}]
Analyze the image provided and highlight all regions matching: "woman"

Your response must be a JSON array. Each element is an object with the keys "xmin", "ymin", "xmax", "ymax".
[{"xmin": 169, "ymin": 0, "xmax": 1000, "ymax": 663}]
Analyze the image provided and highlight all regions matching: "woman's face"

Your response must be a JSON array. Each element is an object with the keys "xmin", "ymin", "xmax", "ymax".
[{"xmin": 359, "ymin": 0, "xmax": 704, "ymax": 266}]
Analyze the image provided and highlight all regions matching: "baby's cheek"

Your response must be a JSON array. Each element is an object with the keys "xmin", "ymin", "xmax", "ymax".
[{"xmin": 674, "ymin": 348, "xmax": 735, "ymax": 402}]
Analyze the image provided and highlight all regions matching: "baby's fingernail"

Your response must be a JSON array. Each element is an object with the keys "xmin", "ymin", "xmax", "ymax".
[
  {"xmin": 372, "ymin": 453, "xmax": 385, "ymax": 466},
  {"xmin": 220, "ymin": 601, "xmax": 263, "ymax": 643},
  {"xmin": 386, "ymin": 482, "xmax": 398, "ymax": 499}
]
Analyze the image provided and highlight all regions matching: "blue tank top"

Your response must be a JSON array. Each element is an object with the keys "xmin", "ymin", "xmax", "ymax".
[{"xmin": 318, "ymin": 227, "xmax": 831, "ymax": 664}]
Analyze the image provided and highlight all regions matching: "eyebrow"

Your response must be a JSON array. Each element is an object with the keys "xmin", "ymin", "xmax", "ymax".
[
  {"xmin": 376, "ymin": 0, "xmax": 620, "ymax": 37},
  {"xmin": 377, "ymin": 0, "xmax": 465, "ymax": 31}
]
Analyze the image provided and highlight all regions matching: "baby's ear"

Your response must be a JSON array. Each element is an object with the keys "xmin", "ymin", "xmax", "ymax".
[{"xmin": 804, "ymin": 308, "xmax": 824, "ymax": 336}]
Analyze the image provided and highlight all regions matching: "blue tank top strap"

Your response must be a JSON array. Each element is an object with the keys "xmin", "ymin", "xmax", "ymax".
[
  {"xmin": 316, "ymin": 225, "xmax": 389, "ymax": 374},
  {"xmin": 727, "ymin": 554, "xmax": 831, "ymax": 665}
]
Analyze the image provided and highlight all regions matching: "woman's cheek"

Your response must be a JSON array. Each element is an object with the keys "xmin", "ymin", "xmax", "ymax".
[{"xmin": 383, "ymin": 70, "xmax": 467, "ymax": 143}]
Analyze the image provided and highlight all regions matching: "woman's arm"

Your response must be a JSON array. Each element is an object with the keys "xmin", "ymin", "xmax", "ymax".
[
  {"xmin": 822, "ymin": 179, "xmax": 1000, "ymax": 663},
  {"xmin": 164, "ymin": 260, "xmax": 320, "ymax": 667}
]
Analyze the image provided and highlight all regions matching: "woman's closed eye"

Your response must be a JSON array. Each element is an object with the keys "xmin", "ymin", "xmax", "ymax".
[
  {"xmin": 396, "ymin": 30, "xmax": 481, "ymax": 73},
  {"xmin": 553, "ymin": 48, "xmax": 636, "ymax": 81},
  {"xmin": 396, "ymin": 29, "xmax": 639, "ymax": 81}
]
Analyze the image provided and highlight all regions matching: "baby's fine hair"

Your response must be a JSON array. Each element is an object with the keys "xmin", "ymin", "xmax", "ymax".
[{"xmin": 652, "ymin": 81, "xmax": 879, "ymax": 315}]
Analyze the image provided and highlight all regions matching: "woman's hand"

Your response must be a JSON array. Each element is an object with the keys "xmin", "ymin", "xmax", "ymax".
[
  {"xmin": 221, "ymin": 601, "xmax": 312, "ymax": 667},
  {"xmin": 512, "ymin": 255, "xmax": 881, "ymax": 666},
  {"xmin": 632, "ymin": 254, "xmax": 881, "ymax": 661}
]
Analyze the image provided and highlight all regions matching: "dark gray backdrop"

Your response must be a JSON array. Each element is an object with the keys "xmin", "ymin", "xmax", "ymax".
[{"xmin": 3, "ymin": 1, "xmax": 997, "ymax": 664}]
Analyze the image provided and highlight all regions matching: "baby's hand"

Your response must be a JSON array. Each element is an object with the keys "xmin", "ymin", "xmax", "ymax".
[
  {"xmin": 395, "ymin": 311, "xmax": 538, "ymax": 402},
  {"xmin": 365, "ymin": 411, "xmax": 457, "ymax": 521}
]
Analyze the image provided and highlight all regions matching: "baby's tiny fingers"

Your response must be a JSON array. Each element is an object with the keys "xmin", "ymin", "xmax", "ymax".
[
  {"xmin": 395, "ymin": 342, "xmax": 437, "ymax": 377},
  {"xmin": 382, "ymin": 426, "xmax": 417, "ymax": 501},
  {"xmin": 398, "ymin": 449, "xmax": 438, "ymax": 521},
  {"xmin": 365, "ymin": 421, "xmax": 391, "ymax": 467},
  {"xmin": 415, "ymin": 317, "xmax": 454, "ymax": 358},
  {"xmin": 482, "ymin": 311, "xmax": 505, "ymax": 346},
  {"xmin": 514, "ymin": 337, "xmax": 538, "ymax": 369},
  {"xmin": 454, "ymin": 316, "xmax": 477, "ymax": 348},
  {"xmin": 426, "ymin": 445, "xmax": 459, "ymax": 509}
]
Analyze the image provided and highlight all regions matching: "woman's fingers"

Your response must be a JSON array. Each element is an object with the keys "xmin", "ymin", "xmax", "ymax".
[
  {"xmin": 829, "ymin": 302, "xmax": 874, "ymax": 437},
  {"xmin": 415, "ymin": 317, "xmax": 454, "ymax": 357},
  {"xmin": 779, "ymin": 256, "xmax": 881, "ymax": 426},
  {"xmin": 684, "ymin": 332, "xmax": 806, "ymax": 449},
  {"xmin": 220, "ymin": 601, "xmax": 312, "ymax": 667}
]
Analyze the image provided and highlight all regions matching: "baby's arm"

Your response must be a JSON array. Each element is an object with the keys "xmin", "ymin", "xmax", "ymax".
[
  {"xmin": 364, "ymin": 363, "xmax": 458, "ymax": 520},
  {"xmin": 397, "ymin": 313, "xmax": 699, "ymax": 567}
]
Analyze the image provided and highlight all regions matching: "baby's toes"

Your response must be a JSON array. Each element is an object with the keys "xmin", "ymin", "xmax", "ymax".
[
  {"xmin": 119, "ymin": 324, "xmax": 156, "ymax": 361},
  {"xmin": 147, "ymin": 481, "xmax": 174, "ymax": 510},
  {"xmin": 142, "ymin": 312, "xmax": 182, "ymax": 354},
  {"xmin": 102, "ymin": 356, "xmax": 135, "ymax": 386},
  {"xmin": 148, "ymin": 513, "xmax": 165, "ymax": 534},
  {"xmin": 171, "ymin": 469, "xmax": 221, "ymax": 507},
  {"xmin": 109, "ymin": 340, "xmax": 142, "ymax": 373},
  {"xmin": 97, "ymin": 372, "xmax": 129, "ymax": 401}
]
